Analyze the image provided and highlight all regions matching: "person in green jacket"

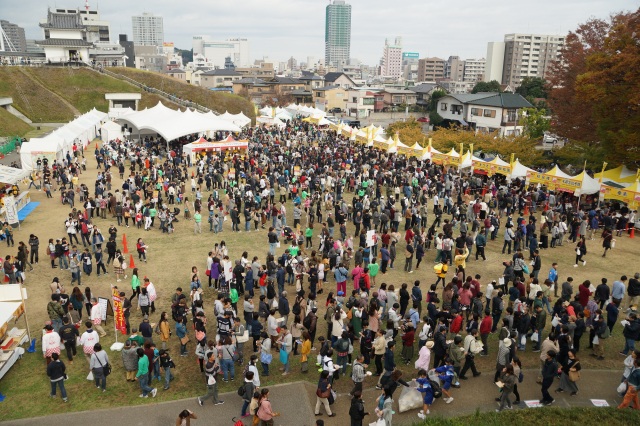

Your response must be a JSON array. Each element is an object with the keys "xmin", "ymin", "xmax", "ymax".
[
  {"xmin": 135, "ymin": 347, "xmax": 156, "ymax": 398},
  {"xmin": 305, "ymin": 225, "xmax": 313, "ymax": 249},
  {"xmin": 368, "ymin": 260, "xmax": 379, "ymax": 288},
  {"xmin": 130, "ymin": 268, "xmax": 141, "ymax": 304}
]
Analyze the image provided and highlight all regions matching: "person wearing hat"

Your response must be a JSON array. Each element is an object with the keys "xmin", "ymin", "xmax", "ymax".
[
  {"xmin": 495, "ymin": 337, "xmax": 512, "ymax": 383},
  {"xmin": 415, "ymin": 340, "xmax": 434, "ymax": 371}
]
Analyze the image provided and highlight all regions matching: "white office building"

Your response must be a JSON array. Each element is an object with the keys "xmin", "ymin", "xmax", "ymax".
[
  {"xmin": 132, "ymin": 13, "xmax": 164, "ymax": 46},
  {"xmin": 192, "ymin": 36, "xmax": 250, "ymax": 69},
  {"xmin": 380, "ymin": 37, "xmax": 402, "ymax": 79}
]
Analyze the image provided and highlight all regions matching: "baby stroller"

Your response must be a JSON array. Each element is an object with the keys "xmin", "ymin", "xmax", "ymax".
[
  {"xmin": 172, "ymin": 207, "xmax": 180, "ymax": 222},
  {"xmin": 283, "ymin": 226, "xmax": 294, "ymax": 243}
]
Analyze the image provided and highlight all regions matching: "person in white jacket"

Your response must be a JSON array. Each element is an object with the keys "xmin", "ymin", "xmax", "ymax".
[
  {"xmin": 90, "ymin": 298, "xmax": 107, "ymax": 337},
  {"xmin": 79, "ymin": 321, "xmax": 100, "ymax": 367},
  {"xmin": 42, "ymin": 323, "xmax": 61, "ymax": 363}
]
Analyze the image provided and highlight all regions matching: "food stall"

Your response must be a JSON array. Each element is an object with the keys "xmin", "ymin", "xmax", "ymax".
[{"xmin": 0, "ymin": 284, "xmax": 29, "ymax": 381}]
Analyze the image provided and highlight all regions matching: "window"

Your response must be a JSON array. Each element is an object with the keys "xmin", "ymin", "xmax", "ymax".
[
  {"xmin": 440, "ymin": 103, "xmax": 448, "ymax": 111},
  {"xmin": 507, "ymin": 109, "xmax": 517, "ymax": 122},
  {"xmin": 483, "ymin": 109, "xmax": 496, "ymax": 118},
  {"xmin": 471, "ymin": 108, "xmax": 482, "ymax": 116}
]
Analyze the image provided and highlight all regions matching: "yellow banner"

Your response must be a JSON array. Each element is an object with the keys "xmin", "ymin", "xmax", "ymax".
[
  {"xmin": 600, "ymin": 185, "xmax": 640, "ymax": 208},
  {"xmin": 373, "ymin": 141, "xmax": 388, "ymax": 150},
  {"xmin": 111, "ymin": 286, "xmax": 127, "ymax": 335},
  {"xmin": 432, "ymin": 152, "xmax": 460, "ymax": 165},
  {"xmin": 472, "ymin": 161, "xmax": 511, "ymax": 177},
  {"xmin": 397, "ymin": 145, "xmax": 414, "ymax": 156},
  {"xmin": 526, "ymin": 171, "xmax": 581, "ymax": 192}
]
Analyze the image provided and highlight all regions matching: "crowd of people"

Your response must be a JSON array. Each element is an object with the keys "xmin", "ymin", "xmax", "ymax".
[{"xmin": 30, "ymin": 118, "xmax": 640, "ymax": 425}]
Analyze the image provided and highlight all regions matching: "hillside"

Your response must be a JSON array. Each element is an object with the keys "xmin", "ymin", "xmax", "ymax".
[
  {"xmin": 0, "ymin": 67, "xmax": 254, "ymax": 124},
  {"xmin": 0, "ymin": 107, "xmax": 33, "ymax": 137},
  {"xmin": 0, "ymin": 68, "xmax": 76, "ymax": 122},
  {"xmin": 106, "ymin": 67, "xmax": 255, "ymax": 119}
]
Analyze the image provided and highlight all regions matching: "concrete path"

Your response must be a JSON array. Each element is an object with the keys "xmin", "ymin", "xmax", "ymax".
[{"xmin": 0, "ymin": 369, "xmax": 626, "ymax": 426}]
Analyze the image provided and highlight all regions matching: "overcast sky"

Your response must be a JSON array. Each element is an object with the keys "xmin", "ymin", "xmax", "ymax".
[{"xmin": 3, "ymin": 0, "xmax": 636, "ymax": 64}]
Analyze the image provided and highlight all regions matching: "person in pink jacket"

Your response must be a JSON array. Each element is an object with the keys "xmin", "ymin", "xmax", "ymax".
[
  {"xmin": 415, "ymin": 341, "xmax": 433, "ymax": 371},
  {"xmin": 351, "ymin": 265, "xmax": 364, "ymax": 291}
]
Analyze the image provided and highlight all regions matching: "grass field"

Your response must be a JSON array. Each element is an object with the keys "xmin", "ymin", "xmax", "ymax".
[
  {"xmin": 0, "ymin": 147, "xmax": 638, "ymax": 421},
  {"xmin": 409, "ymin": 407, "xmax": 640, "ymax": 425},
  {"xmin": 106, "ymin": 67, "xmax": 255, "ymax": 119},
  {"xmin": 0, "ymin": 107, "xmax": 33, "ymax": 137}
]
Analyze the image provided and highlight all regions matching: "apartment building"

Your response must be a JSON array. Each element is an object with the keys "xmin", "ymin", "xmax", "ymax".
[{"xmin": 417, "ymin": 57, "xmax": 445, "ymax": 82}]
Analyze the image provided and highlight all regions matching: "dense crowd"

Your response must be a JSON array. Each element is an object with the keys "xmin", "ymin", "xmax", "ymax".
[{"xmin": 32, "ymin": 118, "xmax": 640, "ymax": 425}]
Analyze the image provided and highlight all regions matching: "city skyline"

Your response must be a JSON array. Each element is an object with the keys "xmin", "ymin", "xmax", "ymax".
[{"xmin": 1, "ymin": 0, "xmax": 635, "ymax": 65}]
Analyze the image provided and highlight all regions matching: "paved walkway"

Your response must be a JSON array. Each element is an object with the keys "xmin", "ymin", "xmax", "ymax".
[{"xmin": 0, "ymin": 369, "xmax": 626, "ymax": 426}]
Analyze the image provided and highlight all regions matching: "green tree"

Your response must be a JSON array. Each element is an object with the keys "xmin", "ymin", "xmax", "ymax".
[
  {"xmin": 520, "ymin": 107, "xmax": 550, "ymax": 139},
  {"xmin": 428, "ymin": 89, "xmax": 447, "ymax": 111},
  {"xmin": 428, "ymin": 111, "xmax": 444, "ymax": 126},
  {"xmin": 515, "ymin": 77, "xmax": 547, "ymax": 99},
  {"xmin": 471, "ymin": 80, "xmax": 501, "ymax": 94}
]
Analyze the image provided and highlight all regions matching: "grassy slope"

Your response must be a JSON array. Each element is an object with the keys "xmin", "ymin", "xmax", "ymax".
[
  {"xmin": 106, "ymin": 67, "xmax": 255, "ymax": 119},
  {"xmin": 0, "ymin": 68, "xmax": 76, "ymax": 122},
  {"xmin": 411, "ymin": 407, "xmax": 640, "ymax": 425},
  {"xmin": 0, "ymin": 106, "xmax": 33, "ymax": 137}
]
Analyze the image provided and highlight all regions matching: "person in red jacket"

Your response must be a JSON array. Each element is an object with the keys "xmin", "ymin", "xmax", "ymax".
[
  {"xmin": 401, "ymin": 325, "xmax": 415, "ymax": 365},
  {"xmin": 449, "ymin": 310, "xmax": 463, "ymax": 338},
  {"xmin": 479, "ymin": 313, "xmax": 493, "ymax": 356},
  {"xmin": 578, "ymin": 280, "xmax": 592, "ymax": 307}
]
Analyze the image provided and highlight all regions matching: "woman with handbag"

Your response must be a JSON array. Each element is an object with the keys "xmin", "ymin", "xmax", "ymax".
[
  {"xmin": 314, "ymin": 370, "xmax": 336, "ymax": 417},
  {"xmin": 556, "ymin": 349, "xmax": 581, "ymax": 395},
  {"xmin": 90, "ymin": 343, "xmax": 110, "ymax": 392}
]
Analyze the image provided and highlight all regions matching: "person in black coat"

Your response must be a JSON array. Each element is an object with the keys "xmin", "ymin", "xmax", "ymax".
[
  {"xmin": 348, "ymin": 391, "xmax": 368, "ymax": 426},
  {"xmin": 433, "ymin": 326, "xmax": 448, "ymax": 368},
  {"xmin": 46, "ymin": 352, "xmax": 68, "ymax": 402}
]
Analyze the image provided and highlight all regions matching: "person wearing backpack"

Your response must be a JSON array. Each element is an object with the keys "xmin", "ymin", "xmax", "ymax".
[
  {"xmin": 416, "ymin": 368, "xmax": 435, "ymax": 418},
  {"xmin": 239, "ymin": 371, "xmax": 256, "ymax": 418}
]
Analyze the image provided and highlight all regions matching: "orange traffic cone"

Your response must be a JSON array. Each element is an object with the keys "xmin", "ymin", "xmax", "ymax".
[
  {"xmin": 95, "ymin": 142, "xmax": 98, "ymax": 149},
  {"xmin": 631, "ymin": 227, "xmax": 635, "ymax": 239},
  {"xmin": 122, "ymin": 233, "xmax": 128, "ymax": 248},
  {"xmin": 129, "ymin": 254, "xmax": 135, "ymax": 269},
  {"xmin": 123, "ymin": 236, "xmax": 129, "ymax": 254}
]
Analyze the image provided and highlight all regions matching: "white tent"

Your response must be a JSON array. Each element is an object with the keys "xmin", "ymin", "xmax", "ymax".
[
  {"xmin": 118, "ymin": 102, "xmax": 241, "ymax": 141},
  {"xmin": 101, "ymin": 120, "xmax": 124, "ymax": 142},
  {"xmin": 0, "ymin": 165, "xmax": 30, "ymax": 185},
  {"xmin": 256, "ymin": 116, "xmax": 285, "ymax": 128},
  {"xmin": 510, "ymin": 159, "xmax": 534, "ymax": 180},
  {"xmin": 19, "ymin": 137, "xmax": 64, "ymax": 171}
]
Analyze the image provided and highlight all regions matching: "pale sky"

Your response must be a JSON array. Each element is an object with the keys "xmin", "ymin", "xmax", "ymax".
[{"xmin": 2, "ymin": 0, "xmax": 636, "ymax": 65}]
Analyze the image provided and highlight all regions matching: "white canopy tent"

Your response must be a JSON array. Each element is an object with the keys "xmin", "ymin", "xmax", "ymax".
[
  {"xmin": 117, "ymin": 102, "xmax": 241, "ymax": 141},
  {"xmin": 19, "ymin": 137, "xmax": 64, "ymax": 170},
  {"xmin": 510, "ymin": 159, "xmax": 534, "ymax": 180},
  {"xmin": 101, "ymin": 120, "xmax": 124, "ymax": 142},
  {"xmin": 0, "ymin": 165, "xmax": 30, "ymax": 185}
]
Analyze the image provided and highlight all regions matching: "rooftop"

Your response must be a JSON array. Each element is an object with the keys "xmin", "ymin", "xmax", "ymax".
[
  {"xmin": 40, "ymin": 10, "xmax": 85, "ymax": 30},
  {"xmin": 443, "ymin": 92, "xmax": 533, "ymax": 108},
  {"xmin": 202, "ymin": 69, "xmax": 242, "ymax": 76},
  {"xmin": 36, "ymin": 38, "xmax": 93, "ymax": 47}
]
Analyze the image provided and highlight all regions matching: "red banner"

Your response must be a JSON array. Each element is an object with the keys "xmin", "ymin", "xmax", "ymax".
[{"xmin": 111, "ymin": 286, "xmax": 127, "ymax": 335}]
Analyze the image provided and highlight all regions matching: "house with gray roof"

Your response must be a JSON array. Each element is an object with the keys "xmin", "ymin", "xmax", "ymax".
[
  {"xmin": 436, "ymin": 92, "xmax": 532, "ymax": 136},
  {"xmin": 37, "ymin": 9, "xmax": 93, "ymax": 63}
]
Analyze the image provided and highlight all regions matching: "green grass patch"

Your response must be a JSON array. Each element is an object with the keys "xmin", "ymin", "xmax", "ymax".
[
  {"xmin": 409, "ymin": 407, "xmax": 640, "ymax": 425},
  {"xmin": 0, "ymin": 107, "xmax": 33, "ymax": 137}
]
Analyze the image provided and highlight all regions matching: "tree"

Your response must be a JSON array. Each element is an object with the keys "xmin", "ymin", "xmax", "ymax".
[
  {"xmin": 428, "ymin": 89, "xmax": 447, "ymax": 111},
  {"xmin": 520, "ymin": 107, "xmax": 550, "ymax": 139},
  {"xmin": 386, "ymin": 118, "xmax": 425, "ymax": 146},
  {"xmin": 428, "ymin": 111, "xmax": 444, "ymax": 126},
  {"xmin": 547, "ymin": 10, "xmax": 640, "ymax": 166},
  {"xmin": 471, "ymin": 80, "xmax": 501, "ymax": 94},
  {"xmin": 515, "ymin": 77, "xmax": 548, "ymax": 99}
]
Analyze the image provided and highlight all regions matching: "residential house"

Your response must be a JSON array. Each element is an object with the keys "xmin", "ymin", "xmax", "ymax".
[
  {"xmin": 409, "ymin": 83, "xmax": 446, "ymax": 109},
  {"xmin": 323, "ymin": 72, "xmax": 357, "ymax": 89},
  {"xmin": 436, "ymin": 92, "xmax": 532, "ymax": 136},
  {"xmin": 299, "ymin": 72, "xmax": 325, "ymax": 90},
  {"xmin": 200, "ymin": 69, "xmax": 243, "ymax": 89},
  {"xmin": 345, "ymin": 89, "xmax": 375, "ymax": 118},
  {"xmin": 380, "ymin": 89, "xmax": 417, "ymax": 111},
  {"xmin": 163, "ymin": 68, "xmax": 186, "ymax": 82},
  {"xmin": 313, "ymin": 85, "xmax": 347, "ymax": 112}
]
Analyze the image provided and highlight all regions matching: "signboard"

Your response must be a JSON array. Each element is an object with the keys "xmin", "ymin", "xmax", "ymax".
[
  {"xmin": 111, "ymin": 286, "xmax": 127, "ymax": 335},
  {"xmin": 366, "ymin": 229, "xmax": 378, "ymax": 248},
  {"xmin": 431, "ymin": 152, "xmax": 460, "ymax": 166},
  {"xmin": 372, "ymin": 140, "xmax": 388, "ymax": 150},
  {"xmin": 590, "ymin": 399, "xmax": 609, "ymax": 407},
  {"xmin": 97, "ymin": 297, "xmax": 114, "ymax": 322},
  {"xmin": 472, "ymin": 161, "xmax": 511, "ymax": 177},
  {"xmin": 600, "ymin": 185, "xmax": 640, "ymax": 208},
  {"xmin": 162, "ymin": 42, "xmax": 175, "ymax": 48},
  {"xmin": 526, "ymin": 171, "xmax": 581, "ymax": 193},
  {"xmin": 397, "ymin": 145, "xmax": 415, "ymax": 157},
  {"xmin": 4, "ymin": 195, "xmax": 19, "ymax": 225},
  {"xmin": 293, "ymin": 166, "xmax": 301, "ymax": 176},
  {"xmin": 402, "ymin": 52, "xmax": 419, "ymax": 59}
]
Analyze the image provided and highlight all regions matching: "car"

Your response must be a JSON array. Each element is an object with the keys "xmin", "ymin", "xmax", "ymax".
[
  {"xmin": 417, "ymin": 116, "xmax": 430, "ymax": 123},
  {"xmin": 328, "ymin": 107, "xmax": 342, "ymax": 113}
]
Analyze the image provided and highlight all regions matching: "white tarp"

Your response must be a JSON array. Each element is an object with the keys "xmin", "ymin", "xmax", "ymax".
[
  {"xmin": 19, "ymin": 137, "xmax": 63, "ymax": 171},
  {"xmin": 510, "ymin": 159, "xmax": 534, "ymax": 180},
  {"xmin": 101, "ymin": 120, "xmax": 124, "ymax": 142},
  {"xmin": 0, "ymin": 165, "xmax": 30, "ymax": 185}
]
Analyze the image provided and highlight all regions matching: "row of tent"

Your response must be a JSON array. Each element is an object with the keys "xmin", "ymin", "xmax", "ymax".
[{"xmin": 20, "ymin": 109, "xmax": 108, "ymax": 171}]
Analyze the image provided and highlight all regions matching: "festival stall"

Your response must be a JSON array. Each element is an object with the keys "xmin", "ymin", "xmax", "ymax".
[
  {"xmin": 594, "ymin": 165, "xmax": 637, "ymax": 186},
  {"xmin": 0, "ymin": 284, "xmax": 29, "ymax": 381},
  {"xmin": 19, "ymin": 137, "xmax": 64, "ymax": 171},
  {"xmin": 431, "ymin": 147, "xmax": 462, "ymax": 167},
  {"xmin": 256, "ymin": 116, "xmax": 286, "ymax": 128},
  {"xmin": 525, "ymin": 166, "xmax": 601, "ymax": 195},
  {"xmin": 182, "ymin": 136, "xmax": 249, "ymax": 162},
  {"xmin": 600, "ymin": 180, "xmax": 640, "ymax": 209},
  {"xmin": 510, "ymin": 159, "xmax": 534, "ymax": 180},
  {"xmin": 470, "ymin": 155, "xmax": 512, "ymax": 177}
]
